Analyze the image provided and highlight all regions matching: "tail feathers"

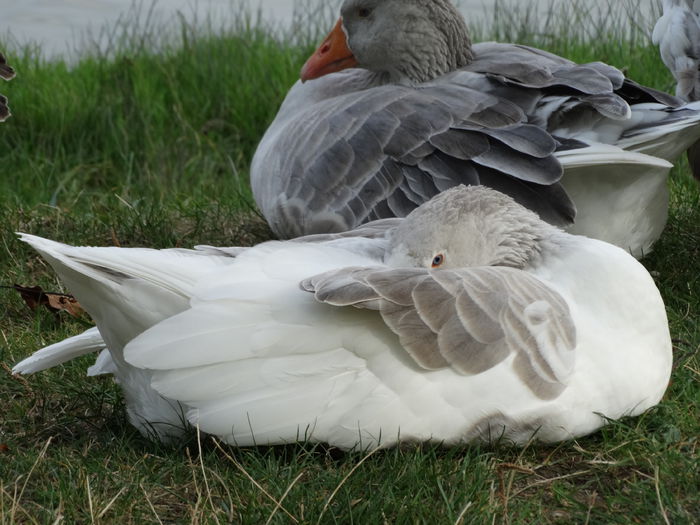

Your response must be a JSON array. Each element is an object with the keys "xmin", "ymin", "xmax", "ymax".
[
  {"xmin": 617, "ymin": 102, "xmax": 700, "ymax": 161},
  {"xmin": 18, "ymin": 233, "xmax": 231, "ymax": 298},
  {"xmin": 556, "ymin": 142, "xmax": 673, "ymax": 170},
  {"xmin": 13, "ymin": 327, "xmax": 105, "ymax": 374},
  {"xmin": 557, "ymin": 142, "xmax": 671, "ymax": 257},
  {"xmin": 17, "ymin": 233, "xmax": 238, "ymax": 347}
]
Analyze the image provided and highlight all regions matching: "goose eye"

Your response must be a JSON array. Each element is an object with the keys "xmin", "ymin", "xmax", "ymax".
[
  {"xmin": 358, "ymin": 7, "xmax": 372, "ymax": 17},
  {"xmin": 431, "ymin": 254, "xmax": 445, "ymax": 268}
]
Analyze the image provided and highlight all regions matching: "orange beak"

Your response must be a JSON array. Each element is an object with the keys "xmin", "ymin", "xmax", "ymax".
[{"xmin": 300, "ymin": 18, "xmax": 359, "ymax": 82}]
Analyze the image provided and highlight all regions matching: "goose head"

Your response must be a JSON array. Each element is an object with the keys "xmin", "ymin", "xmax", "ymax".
[
  {"xmin": 301, "ymin": 0, "xmax": 473, "ymax": 84},
  {"xmin": 385, "ymin": 185, "xmax": 555, "ymax": 270}
]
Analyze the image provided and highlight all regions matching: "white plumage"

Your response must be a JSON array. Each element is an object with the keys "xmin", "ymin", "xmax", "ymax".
[{"xmin": 13, "ymin": 186, "xmax": 672, "ymax": 450}]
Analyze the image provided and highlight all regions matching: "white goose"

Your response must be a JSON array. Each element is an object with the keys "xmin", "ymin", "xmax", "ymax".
[
  {"xmin": 251, "ymin": 0, "xmax": 700, "ymax": 258},
  {"xmin": 14, "ymin": 186, "xmax": 672, "ymax": 449}
]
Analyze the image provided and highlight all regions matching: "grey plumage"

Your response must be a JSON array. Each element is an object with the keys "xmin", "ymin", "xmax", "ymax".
[
  {"xmin": 255, "ymin": 77, "xmax": 574, "ymax": 238},
  {"xmin": 654, "ymin": 0, "xmax": 700, "ymax": 177},
  {"xmin": 654, "ymin": 0, "xmax": 700, "ymax": 102},
  {"xmin": 302, "ymin": 265, "xmax": 575, "ymax": 400},
  {"xmin": 252, "ymin": 0, "xmax": 697, "ymax": 241}
]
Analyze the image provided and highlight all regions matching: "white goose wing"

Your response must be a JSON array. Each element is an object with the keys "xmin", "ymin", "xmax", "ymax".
[
  {"xmin": 653, "ymin": 0, "xmax": 700, "ymax": 101},
  {"xmin": 121, "ymin": 257, "xmax": 574, "ymax": 448},
  {"xmin": 302, "ymin": 265, "xmax": 577, "ymax": 400},
  {"xmin": 252, "ymin": 71, "xmax": 574, "ymax": 239}
]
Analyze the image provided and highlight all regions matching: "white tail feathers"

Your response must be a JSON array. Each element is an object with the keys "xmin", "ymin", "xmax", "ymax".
[{"xmin": 13, "ymin": 327, "xmax": 105, "ymax": 374}]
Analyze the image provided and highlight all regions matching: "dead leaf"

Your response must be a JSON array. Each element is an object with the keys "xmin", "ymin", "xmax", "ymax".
[
  {"xmin": 0, "ymin": 444, "xmax": 9, "ymax": 454},
  {"xmin": 11, "ymin": 284, "xmax": 86, "ymax": 318}
]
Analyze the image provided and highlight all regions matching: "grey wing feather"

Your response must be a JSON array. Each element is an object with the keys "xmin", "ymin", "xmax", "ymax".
[
  {"xmin": 263, "ymin": 77, "xmax": 573, "ymax": 238},
  {"xmin": 468, "ymin": 43, "xmax": 682, "ymax": 115},
  {"xmin": 293, "ymin": 218, "xmax": 401, "ymax": 243},
  {"xmin": 301, "ymin": 266, "xmax": 577, "ymax": 400}
]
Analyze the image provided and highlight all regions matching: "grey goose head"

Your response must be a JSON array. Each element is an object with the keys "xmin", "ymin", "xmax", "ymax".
[
  {"xmin": 385, "ymin": 185, "xmax": 556, "ymax": 270},
  {"xmin": 301, "ymin": 0, "xmax": 473, "ymax": 84}
]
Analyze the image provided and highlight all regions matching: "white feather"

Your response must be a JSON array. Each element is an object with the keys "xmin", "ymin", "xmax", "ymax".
[
  {"xmin": 13, "ymin": 327, "xmax": 105, "ymax": 374},
  {"xmin": 13, "ymin": 188, "xmax": 672, "ymax": 449},
  {"xmin": 556, "ymin": 144, "xmax": 671, "ymax": 257}
]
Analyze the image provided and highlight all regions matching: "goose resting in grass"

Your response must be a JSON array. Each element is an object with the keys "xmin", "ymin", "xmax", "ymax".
[
  {"xmin": 14, "ymin": 186, "xmax": 672, "ymax": 449},
  {"xmin": 0, "ymin": 52, "xmax": 15, "ymax": 122},
  {"xmin": 251, "ymin": 0, "xmax": 700, "ymax": 258}
]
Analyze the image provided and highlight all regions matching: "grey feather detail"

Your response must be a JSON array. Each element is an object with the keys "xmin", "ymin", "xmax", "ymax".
[
  {"xmin": 293, "ymin": 218, "xmax": 400, "ymax": 243},
  {"xmin": 676, "ymin": 9, "xmax": 700, "ymax": 101},
  {"xmin": 429, "ymin": 129, "xmax": 490, "ymax": 159},
  {"xmin": 654, "ymin": 4, "xmax": 700, "ymax": 102},
  {"xmin": 469, "ymin": 44, "xmax": 616, "ymax": 94},
  {"xmin": 386, "ymin": 186, "xmax": 418, "ymax": 217},
  {"xmin": 616, "ymin": 79, "xmax": 683, "ymax": 107},
  {"xmin": 418, "ymin": 152, "xmax": 480, "ymax": 190},
  {"xmin": 302, "ymin": 265, "xmax": 577, "ymax": 399},
  {"xmin": 580, "ymin": 62, "xmax": 626, "ymax": 90},
  {"xmin": 258, "ymin": 71, "xmax": 573, "ymax": 238},
  {"xmin": 577, "ymin": 93, "xmax": 631, "ymax": 120},
  {"xmin": 469, "ymin": 42, "xmax": 682, "ymax": 118},
  {"xmin": 192, "ymin": 246, "xmax": 247, "ymax": 257},
  {"xmin": 477, "ymin": 169, "xmax": 576, "ymax": 227},
  {"xmin": 478, "ymin": 125, "xmax": 557, "ymax": 158},
  {"xmin": 471, "ymin": 140, "xmax": 563, "ymax": 184}
]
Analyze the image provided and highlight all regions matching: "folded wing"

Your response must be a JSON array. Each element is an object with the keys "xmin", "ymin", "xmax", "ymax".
[
  {"xmin": 255, "ymin": 78, "xmax": 574, "ymax": 238},
  {"xmin": 302, "ymin": 265, "xmax": 576, "ymax": 400}
]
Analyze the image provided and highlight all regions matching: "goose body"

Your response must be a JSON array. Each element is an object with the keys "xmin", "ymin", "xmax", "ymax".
[
  {"xmin": 653, "ymin": 0, "xmax": 700, "ymax": 102},
  {"xmin": 251, "ymin": 0, "xmax": 700, "ymax": 258},
  {"xmin": 14, "ymin": 187, "xmax": 672, "ymax": 449}
]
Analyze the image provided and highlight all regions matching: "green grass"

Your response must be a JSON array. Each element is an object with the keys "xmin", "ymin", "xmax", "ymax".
[{"xmin": 1, "ymin": 1, "xmax": 699, "ymax": 523}]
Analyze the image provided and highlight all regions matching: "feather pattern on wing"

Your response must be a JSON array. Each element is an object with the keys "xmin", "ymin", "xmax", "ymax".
[
  {"xmin": 301, "ymin": 265, "xmax": 576, "ymax": 399},
  {"xmin": 253, "ymin": 72, "xmax": 573, "ymax": 238}
]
